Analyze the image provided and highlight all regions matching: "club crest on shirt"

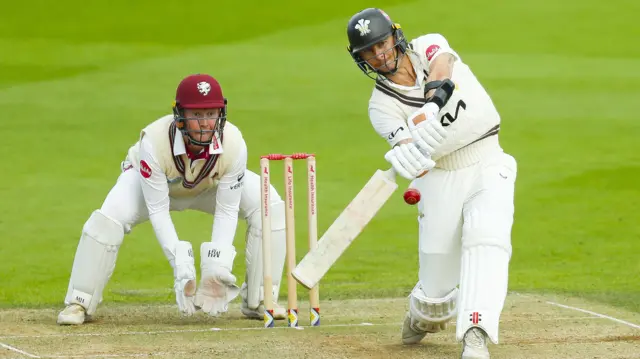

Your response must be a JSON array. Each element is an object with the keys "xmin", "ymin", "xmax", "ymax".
[
  {"xmin": 426, "ymin": 44, "xmax": 440, "ymax": 61},
  {"xmin": 140, "ymin": 160, "xmax": 152, "ymax": 178}
]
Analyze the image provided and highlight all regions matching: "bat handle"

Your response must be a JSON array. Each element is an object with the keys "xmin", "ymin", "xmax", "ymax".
[{"xmin": 383, "ymin": 168, "xmax": 397, "ymax": 181}]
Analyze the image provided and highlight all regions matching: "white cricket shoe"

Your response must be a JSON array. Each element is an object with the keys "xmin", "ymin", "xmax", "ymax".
[
  {"xmin": 241, "ymin": 298, "xmax": 286, "ymax": 320},
  {"xmin": 461, "ymin": 327, "xmax": 490, "ymax": 359},
  {"xmin": 401, "ymin": 312, "xmax": 446, "ymax": 344},
  {"xmin": 57, "ymin": 304, "xmax": 88, "ymax": 325}
]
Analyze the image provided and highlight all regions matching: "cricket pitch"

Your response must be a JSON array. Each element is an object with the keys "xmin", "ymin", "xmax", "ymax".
[{"xmin": 1, "ymin": 293, "xmax": 639, "ymax": 358}]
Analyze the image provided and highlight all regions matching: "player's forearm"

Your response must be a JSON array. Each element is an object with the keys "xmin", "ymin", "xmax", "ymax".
[
  {"xmin": 149, "ymin": 211, "xmax": 181, "ymax": 264},
  {"xmin": 141, "ymin": 175, "xmax": 178, "ymax": 263},
  {"xmin": 210, "ymin": 177, "xmax": 243, "ymax": 247},
  {"xmin": 425, "ymin": 53, "xmax": 456, "ymax": 98},
  {"xmin": 370, "ymin": 107, "xmax": 412, "ymax": 147},
  {"xmin": 210, "ymin": 209, "xmax": 239, "ymax": 247},
  {"xmin": 139, "ymin": 137, "xmax": 179, "ymax": 261}
]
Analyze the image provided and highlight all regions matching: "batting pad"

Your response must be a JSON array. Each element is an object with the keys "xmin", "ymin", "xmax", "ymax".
[
  {"xmin": 65, "ymin": 210, "xmax": 124, "ymax": 315},
  {"xmin": 456, "ymin": 244, "xmax": 510, "ymax": 344},
  {"xmin": 409, "ymin": 283, "xmax": 458, "ymax": 325}
]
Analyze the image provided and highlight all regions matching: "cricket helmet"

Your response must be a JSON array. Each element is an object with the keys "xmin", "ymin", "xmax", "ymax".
[
  {"xmin": 172, "ymin": 74, "xmax": 227, "ymax": 146},
  {"xmin": 346, "ymin": 8, "xmax": 407, "ymax": 79}
]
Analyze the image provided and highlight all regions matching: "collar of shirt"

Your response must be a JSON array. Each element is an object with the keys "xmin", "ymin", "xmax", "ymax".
[
  {"xmin": 172, "ymin": 128, "xmax": 224, "ymax": 161},
  {"xmin": 378, "ymin": 50, "xmax": 425, "ymax": 92}
]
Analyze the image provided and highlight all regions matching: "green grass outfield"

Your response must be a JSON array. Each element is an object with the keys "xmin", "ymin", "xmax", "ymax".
[{"xmin": 0, "ymin": 0, "xmax": 638, "ymax": 314}]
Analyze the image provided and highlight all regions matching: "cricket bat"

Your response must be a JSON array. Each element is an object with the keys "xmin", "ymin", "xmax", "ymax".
[{"xmin": 291, "ymin": 167, "xmax": 399, "ymax": 289}]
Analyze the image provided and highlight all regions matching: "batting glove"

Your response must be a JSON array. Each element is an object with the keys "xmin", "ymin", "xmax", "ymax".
[
  {"xmin": 407, "ymin": 103, "xmax": 448, "ymax": 155},
  {"xmin": 385, "ymin": 142, "xmax": 435, "ymax": 180}
]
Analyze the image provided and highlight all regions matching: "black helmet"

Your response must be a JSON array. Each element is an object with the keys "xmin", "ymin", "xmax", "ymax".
[{"xmin": 346, "ymin": 8, "xmax": 407, "ymax": 79}]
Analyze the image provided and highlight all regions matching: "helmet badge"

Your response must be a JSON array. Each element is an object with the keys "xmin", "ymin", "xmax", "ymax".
[
  {"xmin": 355, "ymin": 19, "xmax": 371, "ymax": 36},
  {"xmin": 197, "ymin": 81, "xmax": 211, "ymax": 96}
]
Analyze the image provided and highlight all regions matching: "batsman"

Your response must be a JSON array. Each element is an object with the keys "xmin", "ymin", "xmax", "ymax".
[
  {"xmin": 58, "ymin": 74, "xmax": 287, "ymax": 325},
  {"xmin": 345, "ymin": 8, "xmax": 518, "ymax": 358}
]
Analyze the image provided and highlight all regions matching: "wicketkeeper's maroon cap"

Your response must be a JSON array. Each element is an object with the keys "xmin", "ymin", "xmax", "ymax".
[{"xmin": 175, "ymin": 74, "xmax": 225, "ymax": 109}]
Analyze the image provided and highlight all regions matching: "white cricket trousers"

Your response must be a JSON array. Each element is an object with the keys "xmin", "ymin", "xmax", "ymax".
[{"xmin": 414, "ymin": 138, "xmax": 517, "ymax": 298}]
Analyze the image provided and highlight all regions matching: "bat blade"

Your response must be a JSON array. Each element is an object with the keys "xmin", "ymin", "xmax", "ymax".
[{"xmin": 292, "ymin": 168, "xmax": 398, "ymax": 289}]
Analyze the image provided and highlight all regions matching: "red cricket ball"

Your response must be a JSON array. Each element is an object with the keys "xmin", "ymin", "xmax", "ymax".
[{"xmin": 403, "ymin": 188, "xmax": 421, "ymax": 205}]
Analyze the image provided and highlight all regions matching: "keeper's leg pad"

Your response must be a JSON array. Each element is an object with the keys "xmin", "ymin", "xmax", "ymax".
[
  {"xmin": 64, "ymin": 210, "xmax": 124, "ymax": 315},
  {"xmin": 408, "ymin": 283, "xmax": 458, "ymax": 331},
  {"xmin": 244, "ymin": 200, "xmax": 286, "ymax": 309}
]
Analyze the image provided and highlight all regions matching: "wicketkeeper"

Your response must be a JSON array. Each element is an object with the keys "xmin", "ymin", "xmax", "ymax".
[{"xmin": 58, "ymin": 74, "xmax": 287, "ymax": 324}]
